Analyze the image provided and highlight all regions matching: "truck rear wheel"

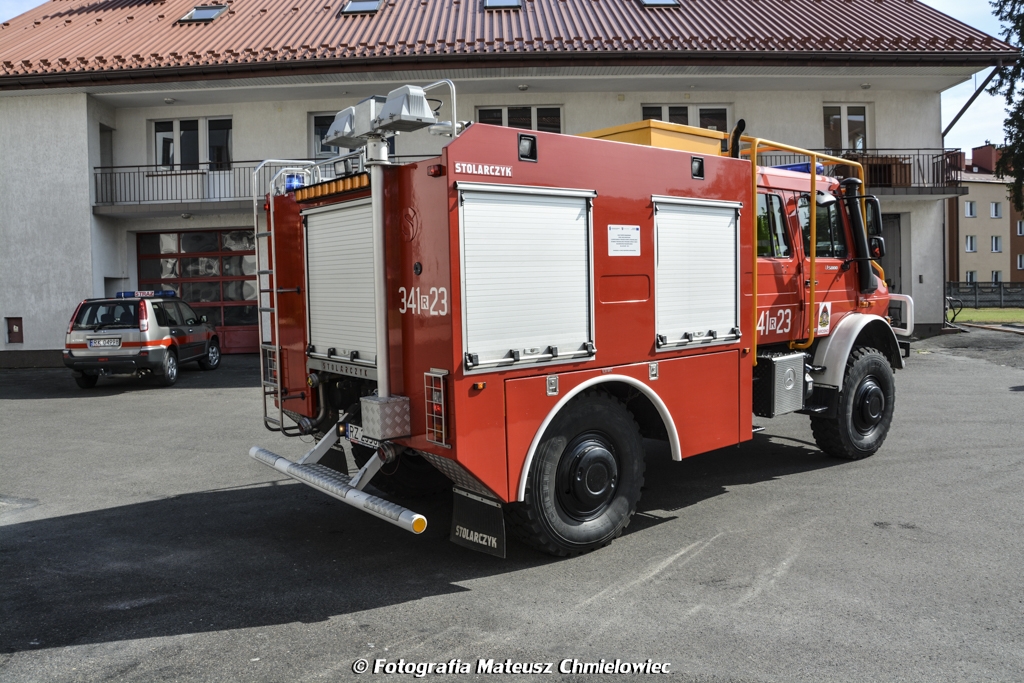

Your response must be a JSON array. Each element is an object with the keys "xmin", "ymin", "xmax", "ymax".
[
  {"xmin": 506, "ymin": 391, "xmax": 645, "ymax": 557},
  {"xmin": 811, "ymin": 346, "xmax": 895, "ymax": 460}
]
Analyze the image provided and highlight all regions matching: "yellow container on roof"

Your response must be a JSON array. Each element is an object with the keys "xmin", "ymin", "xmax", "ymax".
[{"xmin": 579, "ymin": 119, "xmax": 728, "ymax": 156}]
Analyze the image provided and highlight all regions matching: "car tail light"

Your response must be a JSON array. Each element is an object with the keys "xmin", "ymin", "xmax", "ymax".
[
  {"xmin": 139, "ymin": 300, "xmax": 149, "ymax": 332},
  {"xmin": 67, "ymin": 300, "xmax": 86, "ymax": 334}
]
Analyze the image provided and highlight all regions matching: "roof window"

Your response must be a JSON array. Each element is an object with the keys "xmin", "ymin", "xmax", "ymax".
[
  {"xmin": 341, "ymin": 0, "xmax": 382, "ymax": 13},
  {"xmin": 178, "ymin": 5, "xmax": 228, "ymax": 22},
  {"xmin": 484, "ymin": 0, "xmax": 522, "ymax": 9},
  {"xmin": 639, "ymin": 0, "xmax": 678, "ymax": 6}
]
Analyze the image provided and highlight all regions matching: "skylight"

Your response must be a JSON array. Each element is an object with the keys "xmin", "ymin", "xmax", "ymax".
[
  {"xmin": 484, "ymin": 0, "xmax": 522, "ymax": 9},
  {"xmin": 639, "ymin": 0, "xmax": 678, "ymax": 6},
  {"xmin": 178, "ymin": 5, "xmax": 228, "ymax": 22},
  {"xmin": 342, "ymin": 0, "xmax": 382, "ymax": 13}
]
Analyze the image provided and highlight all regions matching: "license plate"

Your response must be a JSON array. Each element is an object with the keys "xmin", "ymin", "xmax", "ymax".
[
  {"xmin": 344, "ymin": 424, "xmax": 380, "ymax": 450},
  {"xmin": 88, "ymin": 338, "xmax": 121, "ymax": 348}
]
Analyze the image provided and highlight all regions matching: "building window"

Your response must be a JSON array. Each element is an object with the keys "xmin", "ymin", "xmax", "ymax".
[
  {"xmin": 153, "ymin": 118, "xmax": 231, "ymax": 170},
  {"xmin": 476, "ymin": 106, "xmax": 561, "ymax": 133},
  {"xmin": 484, "ymin": 0, "xmax": 521, "ymax": 8},
  {"xmin": 639, "ymin": 0, "xmax": 678, "ymax": 5},
  {"xmin": 965, "ymin": 235, "xmax": 977, "ymax": 253},
  {"xmin": 823, "ymin": 104, "xmax": 868, "ymax": 152},
  {"xmin": 642, "ymin": 105, "xmax": 730, "ymax": 131},
  {"xmin": 965, "ymin": 270, "xmax": 977, "ymax": 283},
  {"xmin": 311, "ymin": 114, "xmax": 340, "ymax": 159},
  {"xmin": 992, "ymin": 236, "xmax": 1003, "ymax": 253},
  {"xmin": 991, "ymin": 202, "xmax": 1003, "ymax": 218},
  {"xmin": 1018, "ymin": 220, "xmax": 1024, "ymax": 236},
  {"xmin": 992, "ymin": 270, "xmax": 1002, "ymax": 283},
  {"xmin": 341, "ymin": 0, "xmax": 382, "ymax": 12},
  {"xmin": 965, "ymin": 201, "xmax": 976, "ymax": 218},
  {"xmin": 1018, "ymin": 254, "xmax": 1024, "ymax": 270},
  {"xmin": 178, "ymin": 5, "xmax": 227, "ymax": 22}
]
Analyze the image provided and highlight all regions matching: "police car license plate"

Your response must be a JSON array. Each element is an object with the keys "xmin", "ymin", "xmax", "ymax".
[{"xmin": 88, "ymin": 338, "xmax": 121, "ymax": 348}]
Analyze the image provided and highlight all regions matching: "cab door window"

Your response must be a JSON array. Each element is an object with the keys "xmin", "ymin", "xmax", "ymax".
[
  {"xmin": 176, "ymin": 302, "xmax": 200, "ymax": 325},
  {"xmin": 155, "ymin": 302, "xmax": 183, "ymax": 326},
  {"xmin": 798, "ymin": 195, "xmax": 848, "ymax": 258},
  {"xmin": 757, "ymin": 194, "xmax": 792, "ymax": 258}
]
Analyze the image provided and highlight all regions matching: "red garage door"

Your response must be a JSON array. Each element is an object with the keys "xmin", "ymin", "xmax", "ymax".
[{"xmin": 137, "ymin": 230, "xmax": 258, "ymax": 354}]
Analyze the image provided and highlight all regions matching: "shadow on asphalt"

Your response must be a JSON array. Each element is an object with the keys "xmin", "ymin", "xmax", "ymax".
[
  {"xmin": 0, "ymin": 355, "xmax": 261, "ymax": 399},
  {"xmin": 0, "ymin": 434, "xmax": 837, "ymax": 654}
]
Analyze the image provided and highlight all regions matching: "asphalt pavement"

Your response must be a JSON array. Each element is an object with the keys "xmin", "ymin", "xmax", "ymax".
[{"xmin": 1, "ymin": 329, "xmax": 1022, "ymax": 682}]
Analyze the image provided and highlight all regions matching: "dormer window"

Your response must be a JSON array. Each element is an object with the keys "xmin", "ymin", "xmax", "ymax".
[
  {"xmin": 342, "ymin": 0, "xmax": 382, "ymax": 13},
  {"xmin": 484, "ymin": 0, "xmax": 522, "ymax": 9},
  {"xmin": 178, "ymin": 5, "xmax": 228, "ymax": 22}
]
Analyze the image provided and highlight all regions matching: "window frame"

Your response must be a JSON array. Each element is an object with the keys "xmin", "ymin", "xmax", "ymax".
[
  {"xmin": 641, "ymin": 104, "xmax": 732, "ymax": 132},
  {"xmin": 756, "ymin": 193, "xmax": 793, "ymax": 259},
  {"xmin": 484, "ymin": 0, "xmax": 522, "ymax": 8},
  {"xmin": 992, "ymin": 270, "xmax": 1002, "ymax": 283},
  {"xmin": 150, "ymin": 116, "xmax": 232, "ymax": 170},
  {"xmin": 991, "ymin": 202, "xmax": 1003, "ymax": 219},
  {"xmin": 310, "ymin": 112, "xmax": 341, "ymax": 160},
  {"xmin": 797, "ymin": 194, "xmax": 849, "ymax": 259},
  {"xmin": 1017, "ymin": 254, "xmax": 1024, "ymax": 270},
  {"xmin": 341, "ymin": 0, "xmax": 382, "ymax": 12},
  {"xmin": 965, "ymin": 270, "xmax": 977, "ymax": 283},
  {"xmin": 474, "ymin": 106, "xmax": 563, "ymax": 134},
  {"xmin": 1017, "ymin": 220, "xmax": 1024, "ymax": 236},
  {"xmin": 822, "ymin": 103, "xmax": 870, "ymax": 153},
  {"xmin": 965, "ymin": 235, "xmax": 977, "ymax": 253},
  {"xmin": 964, "ymin": 201, "xmax": 977, "ymax": 218},
  {"xmin": 178, "ymin": 5, "xmax": 227, "ymax": 22},
  {"xmin": 992, "ymin": 235, "xmax": 1003, "ymax": 253}
]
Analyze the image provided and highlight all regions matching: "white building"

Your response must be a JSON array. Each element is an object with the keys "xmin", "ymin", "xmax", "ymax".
[{"xmin": 0, "ymin": 0, "xmax": 1014, "ymax": 364}]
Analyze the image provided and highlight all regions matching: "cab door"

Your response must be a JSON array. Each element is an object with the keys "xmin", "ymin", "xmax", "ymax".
[
  {"xmin": 755, "ymin": 192, "xmax": 802, "ymax": 344},
  {"xmin": 155, "ymin": 302, "xmax": 193, "ymax": 360},
  {"xmin": 796, "ymin": 193, "xmax": 858, "ymax": 339},
  {"xmin": 175, "ymin": 302, "xmax": 206, "ymax": 359}
]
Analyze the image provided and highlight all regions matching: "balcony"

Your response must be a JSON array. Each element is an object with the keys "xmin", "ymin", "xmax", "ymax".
[
  {"xmin": 758, "ymin": 148, "xmax": 966, "ymax": 196},
  {"xmin": 92, "ymin": 160, "xmax": 339, "ymax": 216}
]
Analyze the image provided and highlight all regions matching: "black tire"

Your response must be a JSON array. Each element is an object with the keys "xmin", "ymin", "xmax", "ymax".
[
  {"xmin": 158, "ymin": 349, "xmax": 179, "ymax": 387},
  {"xmin": 74, "ymin": 374, "xmax": 98, "ymax": 389},
  {"xmin": 811, "ymin": 346, "xmax": 895, "ymax": 460},
  {"xmin": 198, "ymin": 339, "xmax": 221, "ymax": 371},
  {"xmin": 350, "ymin": 444, "xmax": 451, "ymax": 499},
  {"xmin": 505, "ymin": 391, "xmax": 645, "ymax": 557}
]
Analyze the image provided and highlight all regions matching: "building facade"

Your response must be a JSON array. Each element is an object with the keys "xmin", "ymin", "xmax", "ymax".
[{"xmin": 0, "ymin": 0, "xmax": 1016, "ymax": 364}]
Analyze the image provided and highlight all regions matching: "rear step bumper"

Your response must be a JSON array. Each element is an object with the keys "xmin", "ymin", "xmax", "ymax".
[{"xmin": 249, "ymin": 447, "xmax": 427, "ymax": 534}]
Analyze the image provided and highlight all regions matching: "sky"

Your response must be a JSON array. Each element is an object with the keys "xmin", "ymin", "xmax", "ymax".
[{"xmin": 0, "ymin": 0, "xmax": 1013, "ymax": 153}]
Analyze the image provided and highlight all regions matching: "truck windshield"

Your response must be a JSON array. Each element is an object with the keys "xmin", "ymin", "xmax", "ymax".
[{"xmin": 74, "ymin": 301, "xmax": 139, "ymax": 330}]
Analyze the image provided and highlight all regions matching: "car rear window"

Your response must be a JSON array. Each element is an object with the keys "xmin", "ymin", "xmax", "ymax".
[{"xmin": 73, "ymin": 301, "xmax": 139, "ymax": 330}]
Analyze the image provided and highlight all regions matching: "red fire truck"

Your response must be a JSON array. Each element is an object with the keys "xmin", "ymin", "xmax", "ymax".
[{"xmin": 249, "ymin": 82, "xmax": 912, "ymax": 557}]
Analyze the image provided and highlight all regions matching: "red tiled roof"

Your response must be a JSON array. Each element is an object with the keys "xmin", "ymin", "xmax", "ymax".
[{"xmin": 0, "ymin": 0, "xmax": 1016, "ymax": 88}]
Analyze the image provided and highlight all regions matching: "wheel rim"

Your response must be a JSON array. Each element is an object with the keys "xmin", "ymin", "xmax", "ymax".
[
  {"xmin": 166, "ymin": 355, "xmax": 178, "ymax": 381},
  {"xmin": 852, "ymin": 375, "xmax": 885, "ymax": 435},
  {"xmin": 208, "ymin": 344, "xmax": 220, "ymax": 366},
  {"xmin": 555, "ymin": 432, "xmax": 619, "ymax": 522}
]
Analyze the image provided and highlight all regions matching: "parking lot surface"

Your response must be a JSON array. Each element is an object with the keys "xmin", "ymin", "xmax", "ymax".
[{"xmin": 1, "ymin": 329, "xmax": 1023, "ymax": 682}]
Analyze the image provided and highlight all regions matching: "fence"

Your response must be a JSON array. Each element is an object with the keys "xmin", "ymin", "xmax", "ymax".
[
  {"xmin": 946, "ymin": 282, "xmax": 1024, "ymax": 308},
  {"xmin": 93, "ymin": 160, "xmax": 343, "ymax": 205},
  {"xmin": 756, "ymin": 148, "xmax": 962, "ymax": 191}
]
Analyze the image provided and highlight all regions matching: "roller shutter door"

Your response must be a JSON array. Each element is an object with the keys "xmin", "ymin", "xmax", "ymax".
[{"xmin": 303, "ymin": 199, "xmax": 377, "ymax": 364}]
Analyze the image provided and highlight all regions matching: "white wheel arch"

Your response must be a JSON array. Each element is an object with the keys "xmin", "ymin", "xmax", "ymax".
[{"xmin": 515, "ymin": 374, "xmax": 682, "ymax": 502}]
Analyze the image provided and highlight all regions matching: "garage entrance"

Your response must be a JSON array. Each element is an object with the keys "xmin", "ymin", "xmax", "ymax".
[{"xmin": 137, "ymin": 229, "xmax": 258, "ymax": 353}]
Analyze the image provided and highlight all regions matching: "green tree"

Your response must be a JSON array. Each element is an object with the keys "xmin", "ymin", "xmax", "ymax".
[{"xmin": 991, "ymin": 0, "xmax": 1024, "ymax": 209}]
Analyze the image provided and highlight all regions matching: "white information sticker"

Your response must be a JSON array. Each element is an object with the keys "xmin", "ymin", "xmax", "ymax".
[{"xmin": 608, "ymin": 225, "xmax": 641, "ymax": 256}]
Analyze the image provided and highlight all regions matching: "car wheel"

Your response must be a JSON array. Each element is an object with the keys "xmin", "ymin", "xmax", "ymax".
[
  {"xmin": 159, "ymin": 350, "xmax": 179, "ymax": 387},
  {"xmin": 74, "ymin": 374, "xmax": 98, "ymax": 389},
  {"xmin": 811, "ymin": 346, "xmax": 895, "ymax": 460},
  {"xmin": 505, "ymin": 391, "xmax": 645, "ymax": 557},
  {"xmin": 198, "ymin": 339, "xmax": 221, "ymax": 371}
]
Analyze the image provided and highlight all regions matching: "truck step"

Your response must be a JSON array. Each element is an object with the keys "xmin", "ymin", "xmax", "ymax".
[{"xmin": 249, "ymin": 447, "xmax": 427, "ymax": 534}]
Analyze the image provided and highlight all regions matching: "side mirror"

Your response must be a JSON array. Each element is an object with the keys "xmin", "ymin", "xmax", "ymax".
[
  {"xmin": 816, "ymin": 191, "xmax": 837, "ymax": 207},
  {"xmin": 200, "ymin": 315, "xmax": 208, "ymax": 323},
  {"xmin": 869, "ymin": 236, "xmax": 886, "ymax": 259},
  {"xmin": 866, "ymin": 196, "xmax": 883, "ymax": 236}
]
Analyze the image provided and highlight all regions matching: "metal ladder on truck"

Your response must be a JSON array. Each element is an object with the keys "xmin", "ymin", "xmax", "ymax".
[{"xmin": 252, "ymin": 160, "xmax": 315, "ymax": 434}]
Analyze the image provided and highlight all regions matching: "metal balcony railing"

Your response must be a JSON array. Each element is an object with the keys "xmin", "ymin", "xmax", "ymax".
[
  {"xmin": 756, "ymin": 148, "xmax": 964, "ymax": 193},
  {"xmin": 92, "ymin": 159, "xmax": 343, "ymax": 206}
]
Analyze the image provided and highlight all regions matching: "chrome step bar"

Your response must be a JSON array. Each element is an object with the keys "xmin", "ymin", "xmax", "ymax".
[{"xmin": 250, "ymin": 447, "xmax": 427, "ymax": 534}]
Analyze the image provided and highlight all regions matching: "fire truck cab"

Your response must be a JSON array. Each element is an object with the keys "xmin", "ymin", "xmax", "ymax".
[{"xmin": 249, "ymin": 82, "xmax": 911, "ymax": 557}]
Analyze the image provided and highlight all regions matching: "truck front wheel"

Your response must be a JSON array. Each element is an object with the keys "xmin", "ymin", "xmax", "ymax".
[
  {"xmin": 506, "ymin": 391, "xmax": 645, "ymax": 557},
  {"xmin": 811, "ymin": 346, "xmax": 895, "ymax": 460}
]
